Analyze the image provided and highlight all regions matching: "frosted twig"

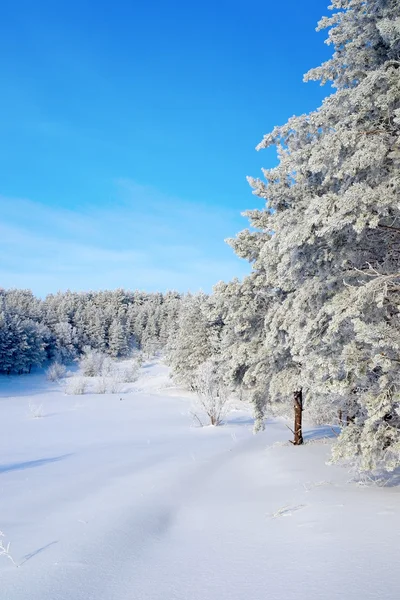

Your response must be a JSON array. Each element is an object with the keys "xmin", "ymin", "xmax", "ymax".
[
  {"xmin": 0, "ymin": 532, "xmax": 18, "ymax": 567},
  {"xmin": 285, "ymin": 424, "xmax": 296, "ymax": 436},
  {"xmin": 190, "ymin": 412, "xmax": 204, "ymax": 427}
]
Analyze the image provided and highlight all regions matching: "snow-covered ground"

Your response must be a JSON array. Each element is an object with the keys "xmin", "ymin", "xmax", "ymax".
[{"xmin": 1, "ymin": 361, "xmax": 399, "ymax": 600}]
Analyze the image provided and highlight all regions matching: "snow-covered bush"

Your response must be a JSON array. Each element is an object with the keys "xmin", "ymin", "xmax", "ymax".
[
  {"xmin": 107, "ymin": 377, "xmax": 123, "ymax": 394},
  {"xmin": 65, "ymin": 377, "xmax": 87, "ymax": 395},
  {"xmin": 119, "ymin": 360, "xmax": 140, "ymax": 383},
  {"xmin": 134, "ymin": 351, "xmax": 144, "ymax": 367},
  {"xmin": 79, "ymin": 349, "xmax": 106, "ymax": 377},
  {"xmin": 101, "ymin": 356, "xmax": 115, "ymax": 376},
  {"xmin": 94, "ymin": 377, "xmax": 108, "ymax": 394},
  {"xmin": 46, "ymin": 361, "xmax": 66, "ymax": 382},
  {"xmin": 194, "ymin": 360, "xmax": 229, "ymax": 426}
]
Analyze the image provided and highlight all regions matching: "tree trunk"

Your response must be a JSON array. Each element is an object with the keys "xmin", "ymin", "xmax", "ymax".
[
  {"xmin": 338, "ymin": 409, "xmax": 343, "ymax": 426},
  {"xmin": 293, "ymin": 389, "xmax": 304, "ymax": 445}
]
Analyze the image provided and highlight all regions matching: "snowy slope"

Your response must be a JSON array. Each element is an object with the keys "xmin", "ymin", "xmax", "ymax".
[{"xmin": 1, "ymin": 362, "xmax": 400, "ymax": 600}]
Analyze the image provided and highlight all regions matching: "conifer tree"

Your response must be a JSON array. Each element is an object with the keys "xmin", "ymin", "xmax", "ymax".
[
  {"xmin": 166, "ymin": 293, "xmax": 212, "ymax": 389},
  {"xmin": 228, "ymin": 0, "xmax": 400, "ymax": 466}
]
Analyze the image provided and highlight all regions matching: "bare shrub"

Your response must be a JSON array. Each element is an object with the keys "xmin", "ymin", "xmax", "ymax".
[
  {"xmin": 194, "ymin": 361, "xmax": 229, "ymax": 426},
  {"xmin": 65, "ymin": 377, "xmax": 87, "ymax": 395},
  {"xmin": 46, "ymin": 362, "xmax": 66, "ymax": 382}
]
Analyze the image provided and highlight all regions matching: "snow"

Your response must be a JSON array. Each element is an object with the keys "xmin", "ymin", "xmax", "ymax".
[{"xmin": 1, "ymin": 361, "xmax": 400, "ymax": 600}]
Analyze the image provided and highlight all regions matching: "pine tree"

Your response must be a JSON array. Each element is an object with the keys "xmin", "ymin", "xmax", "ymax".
[
  {"xmin": 228, "ymin": 0, "xmax": 400, "ymax": 466},
  {"xmin": 0, "ymin": 309, "xmax": 14, "ymax": 374},
  {"xmin": 108, "ymin": 319, "xmax": 128, "ymax": 358},
  {"xmin": 166, "ymin": 293, "xmax": 212, "ymax": 389}
]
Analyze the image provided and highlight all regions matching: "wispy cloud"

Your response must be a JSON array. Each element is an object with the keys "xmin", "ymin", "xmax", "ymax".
[{"xmin": 0, "ymin": 181, "xmax": 249, "ymax": 296}]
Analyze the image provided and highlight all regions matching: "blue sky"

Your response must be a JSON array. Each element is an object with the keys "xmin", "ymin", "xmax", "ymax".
[{"xmin": 0, "ymin": 0, "xmax": 332, "ymax": 296}]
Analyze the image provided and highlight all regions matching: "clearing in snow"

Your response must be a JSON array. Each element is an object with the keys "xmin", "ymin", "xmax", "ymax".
[{"xmin": 1, "ymin": 361, "xmax": 399, "ymax": 600}]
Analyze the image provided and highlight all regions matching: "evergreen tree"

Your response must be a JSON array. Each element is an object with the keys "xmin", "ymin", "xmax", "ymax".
[
  {"xmin": 108, "ymin": 319, "xmax": 129, "ymax": 357},
  {"xmin": 166, "ymin": 293, "xmax": 212, "ymax": 389},
  {"xmin": 228, "ymin": 0, "xmax": 400, "ymax": 466}
]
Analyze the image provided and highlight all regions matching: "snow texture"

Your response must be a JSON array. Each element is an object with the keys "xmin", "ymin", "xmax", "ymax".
[{"xmin": 1, "ymin": 361, "xmax": 400, "ymax": 600}]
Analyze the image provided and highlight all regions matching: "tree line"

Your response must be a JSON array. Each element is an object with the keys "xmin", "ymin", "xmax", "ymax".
[{"xmin": 0, "ymin": 288, "xmax": 181, "ymax": 373}]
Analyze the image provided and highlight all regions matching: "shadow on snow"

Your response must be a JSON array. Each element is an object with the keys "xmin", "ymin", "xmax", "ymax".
[
  {"xmin": 19, "ymin": 541, "xmax": 59, "ymax": 566},
  {"xmin": 0, "ymin": 454, "xmax": 74, "ymax": 475}
]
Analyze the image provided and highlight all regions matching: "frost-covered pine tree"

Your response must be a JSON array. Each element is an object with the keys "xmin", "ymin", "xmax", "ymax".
[
  {"xmin": 140, "ymin": 315, "xmax": 159, "ymax": 357},
  {"xmin": 211, "ymin": 276, "xmax": 275, "ymax": 428},
  {"xmin": 87, "ymin": 311, "xmax": 108, "ymax": 353},
  {"xmin": 108, "ymin": 318, "xmax": 129, "ymax": 357},
  {"xmin": 166, "ymin": 293, "xmax": 213, "ymax": 389},
  {"xmin": 228, "ymin": 0, "xmax": 400, "ymax": 467},
  {"xmin": 52, "ymin": 321, "xmax": 79, "ymax": 363},
  {"xmin": 158, "ymin": 291, "xmax": 182, "ymax": 348},
  {"xmin": 0, "ymin": 309, "xmax": 15, "ymax": 374},
  {"xmin": 0, "ymin": 309, "xmax": 47, "ymax": 374},
  {"xmin": 17, "ymin": 320, "xmax": 47, "ymax": 373}
]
